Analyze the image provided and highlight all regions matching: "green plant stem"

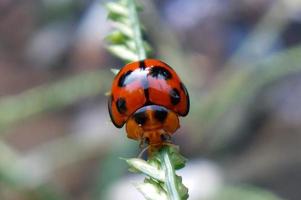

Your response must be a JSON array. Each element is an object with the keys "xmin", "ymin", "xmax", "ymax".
[
  {"xmin": 160, "ymin": 147, "xmax": 181, "ymax": 200},
  {"xmin": 128, "ymin": 0, "xmax": 146, "ymax": 60},
  {"xmin": 107, "ymin": 1, "xmax": 187, "ymax": 199}
]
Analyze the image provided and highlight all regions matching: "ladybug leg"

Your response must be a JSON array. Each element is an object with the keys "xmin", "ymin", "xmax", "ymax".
[
  {"xmin": 160, "ymin": 132, "xmax": 172, "ymax": 143},
  {"xmin": 139, "ymin": 139, "xmax": 143, "ymax": 149},
  {"xmin": 138, "ymin": 137, "xmax": 150, "ymax": 158},
  {"xmin": 139, "ymin": 137, "xmax": 150, "ymax": 149}
]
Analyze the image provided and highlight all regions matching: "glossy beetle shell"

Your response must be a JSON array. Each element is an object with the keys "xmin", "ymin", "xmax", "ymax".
[{"xmin": 108, "ymin": 59, "xmax": 189, "ymax": 145}]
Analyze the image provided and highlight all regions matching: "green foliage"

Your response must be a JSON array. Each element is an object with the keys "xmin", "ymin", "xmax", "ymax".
[
  {"xmin": 0, "ymin": 70, "xmax": 111, "ymax": 133},
  {"xmin": 126, "ymin": 146, "xmax": 188, "ymax": 200},
  {"xmin": 105, "ymin": 0, "xmax": 151, "ymax": 61}
]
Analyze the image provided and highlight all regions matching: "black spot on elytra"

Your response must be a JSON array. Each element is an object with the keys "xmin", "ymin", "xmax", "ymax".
[
  {"xmin": 139, "ymin": 60, "xmax": 146, "ymax": 69},
  {"xmin": 108, "ymin": 95, "xmax": 123, "ymax": 128},
  {"xmin": 149, "ymin": 66, "xmax": 172, "ymax": 80},
  {"xmin": 154, "ymin": 107, "xmax": 168, "ymax": 122},
  {"xmin": 116, "ymin": 98, "xmax": 127, "ymax": 114},
  {"xmin": 134, "ymin": 111, "xmax": 148, "ymax": 125},
  {"xmin": 118, "ymin": 70, "xmax": 133, "ymax": 87},
  {"xmin": 180, "ymin": 82, "xmax": 190, "ymax": 116},
  {"xmin": 170, "ymin": 88, "xmax": 181, "ymax": 105}
]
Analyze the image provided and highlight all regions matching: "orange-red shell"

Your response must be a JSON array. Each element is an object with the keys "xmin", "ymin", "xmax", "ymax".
[{"xmin": 108, "ymin": 59, "xmax": 189, "ymax": 128}]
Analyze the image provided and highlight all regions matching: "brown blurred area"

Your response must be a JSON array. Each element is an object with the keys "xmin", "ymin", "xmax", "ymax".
[{"xmin": 1, "ymin": 0, "xmax": 301, "ymax": 200}]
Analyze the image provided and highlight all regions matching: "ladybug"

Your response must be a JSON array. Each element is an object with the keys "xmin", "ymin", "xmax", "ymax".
[{"xmin": 108, "ymin": 59, "xmax": 189, "ymax": 147}]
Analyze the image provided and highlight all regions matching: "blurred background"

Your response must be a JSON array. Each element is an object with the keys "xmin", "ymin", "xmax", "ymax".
[{"xmin": 1, "ymin": 0, "xmax": 301, "ymax": 199}]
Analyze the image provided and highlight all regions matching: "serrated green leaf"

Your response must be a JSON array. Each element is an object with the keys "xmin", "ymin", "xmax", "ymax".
[
  {"xmin": 175, "ymin": 176, "xmax": 189, "ymax": 199},
  {"xmin": 168, "ymin": 147, "xmax": 187, "ymax": 170},
  {"xmin": 119, "ymin": 17, "xmax": 131, "ymax": 26},
  {"xmin": 147, "ymin": 157, "xmax": 161, "ymax": 169},
  {"xmin": 144, "ymin": 177, "xmax": 161, "ymax": 185},
  {"xmin": 110, "ymin": 68, "xmax": 120, "ymax": 75},
  {"xmin": 108, "ymin": 14, "xmax": 131, "ymax": 28},
  {"xmin": 107, "ymin": 45, "xmax": 138, "ymax": 61},
  {"xmin": 135, "ymin": 182, "xmax": 168, "ymax": 200},
  {"xmin": 128, "ymin": 166, "xmax": 141, "ymax": 173},
  {"xmin": 125, "ymin": 40, "xmax": 137, "ymax": 51},
  {"xmin": 144, "ymin": 178, "xmax": 167, "ymax": 194},
  {"xmin": 106, "ymin": 0, "xmax": 148, "ymax": 61},
  {"xmin": 106, "ymin": 2, "xmax": 129, "ymax": 17},
  {"xmin": 160, "ymin": 146, "xmax": 185, "ymax": 200},
  {"xmin": 126, "ymin": 158, "xmax": 165, "ymax": 181},
  {"xmin": 107, "ymin": 12, "xmax": 124, "ymax": 22},
  {"xmin": 106, "ymin": 31, "xmax": 128, "ymax": 44},
  {"xmin": 112, "ymin": 22, "xmax": 134, "ymax": 38}
]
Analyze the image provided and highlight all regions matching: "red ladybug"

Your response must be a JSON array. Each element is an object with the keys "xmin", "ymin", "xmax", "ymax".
[{"xmin": 108, "ymin": 59, "xmax": 189, "ymax": 147}]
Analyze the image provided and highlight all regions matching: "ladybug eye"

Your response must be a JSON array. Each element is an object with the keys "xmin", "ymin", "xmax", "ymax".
[
  {"xmin": 134, "ymin": 111, "xmax": 148, "ymax": 125},
  {"xmin": 154, "ymin": 108, "xmax": 168, "ymax": 123}
]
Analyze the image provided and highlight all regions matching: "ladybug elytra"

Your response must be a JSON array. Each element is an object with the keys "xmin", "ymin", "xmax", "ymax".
[{"xmin": 108, "ymin": 59, "xmax": 189, "ymax": 147}]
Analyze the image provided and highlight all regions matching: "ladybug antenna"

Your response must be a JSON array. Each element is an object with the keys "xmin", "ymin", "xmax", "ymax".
[{"xmin": 138, "ymin": 145, "xmax": 150, "ymax": 158}]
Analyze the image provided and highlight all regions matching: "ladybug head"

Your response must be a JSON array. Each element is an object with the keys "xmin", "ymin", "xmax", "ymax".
[{"xmin": 125, "ymin": 105, "xmax": 179, "ymax": 146}]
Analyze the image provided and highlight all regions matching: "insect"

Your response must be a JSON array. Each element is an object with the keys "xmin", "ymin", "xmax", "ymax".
[{"xmin": 108, "ymin": 59, "xmax": 189, "ymax": 148}]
